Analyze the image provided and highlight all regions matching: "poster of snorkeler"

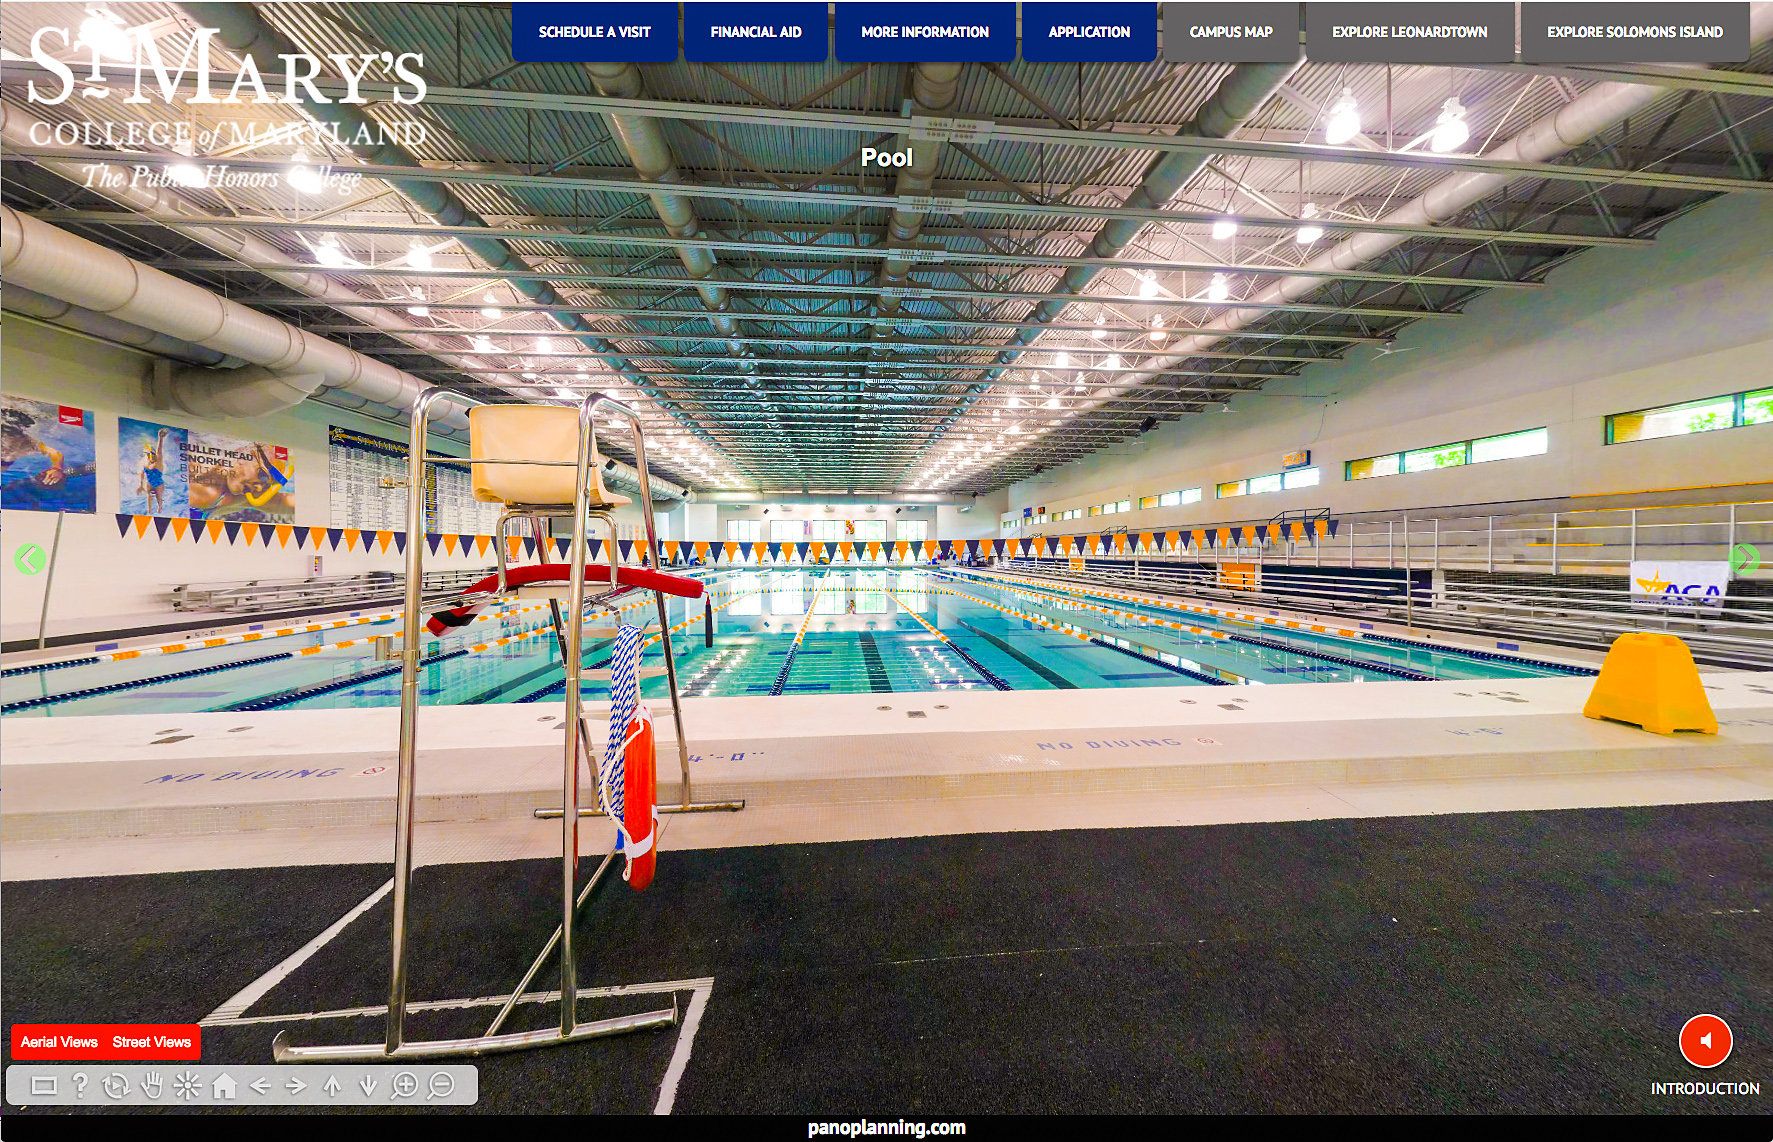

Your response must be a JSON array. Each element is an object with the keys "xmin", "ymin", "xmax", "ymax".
[
  {"xmin": 119, "ymin": 417, "xmax": 295, "ymax": 524},
  {"xmin": 1, "ymin": 395, "xmax": 97, "ymax": 514}
]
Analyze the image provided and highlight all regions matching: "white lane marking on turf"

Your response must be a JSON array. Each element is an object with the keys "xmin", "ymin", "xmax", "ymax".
[
  {"xmin": 655, "ymin": 979, "xmax": 713, "ymax": 1115},
  {"xmin": 202, "ymin": 976, "xmax": 715, "ymax": 1028},
  {"xmin": 200, "ymin": 877, "xmax": 394, "ymax": 1024}
]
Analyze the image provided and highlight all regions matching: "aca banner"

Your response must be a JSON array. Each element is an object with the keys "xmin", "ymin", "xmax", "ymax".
[
  {"xmin": 1631, "ymin": 560, "xmax": 1730, "ymax": 609},
  {"xmin": 2, "ymin": 396, "xmax": 97, "ymax": 513}
]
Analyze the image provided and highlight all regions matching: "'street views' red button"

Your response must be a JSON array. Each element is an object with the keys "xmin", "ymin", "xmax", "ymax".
[
  {"xmin": 1679, "ymin": 1014, "xmax": 1733, "ymax": 1069},
  {"xmin": 10, "ymin": 1024, "xmax": 201, "ymax": 1060}
]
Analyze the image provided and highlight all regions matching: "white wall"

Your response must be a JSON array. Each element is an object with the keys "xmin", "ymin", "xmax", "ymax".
[
  {"xmin": 1, "ymin": 316, "xmax": 495, "ymax": 638},
  {"xmin": 1007, "ymin": 192, "xmax": 1773, "ymax": 530}
]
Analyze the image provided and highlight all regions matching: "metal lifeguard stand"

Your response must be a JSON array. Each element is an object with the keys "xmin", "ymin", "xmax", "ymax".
[{"xmin": 273, "ymin": 388, "xmax": 736, "ymax": 1063}]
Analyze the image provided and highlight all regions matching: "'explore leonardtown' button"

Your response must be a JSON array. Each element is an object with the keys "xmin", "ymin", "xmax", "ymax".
[{"xmin": 11, "ymin": 1024, "xmax": 202, "ymax": 1061}]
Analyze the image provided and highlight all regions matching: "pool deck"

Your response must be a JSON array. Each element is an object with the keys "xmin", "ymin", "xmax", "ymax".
[{"xmin": 5, "ymin": 669, "xmax": 1769, "ymax": 879}]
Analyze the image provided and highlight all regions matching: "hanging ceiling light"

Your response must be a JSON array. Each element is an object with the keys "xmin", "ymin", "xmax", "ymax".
[
  {"xmin": 77, "ymin": 8, "xmax": 133, "ymax": 61},
  {"xmin": 480, "ymin": 292, "xmax": 502, "ymax": 319},
  {"xmin": 1104, "ymin": 354, "xmax": 1122, "ymax": 371},
  {"xmin": 536, "ymin": 336, "xmax": 553, "ymax": 354},
  {"xmin": 1210, "ymin": 218, "xmax": 1238, "ymax": 241},
  {"xmin": 555, "ymin": 388, "xmax": 576, "ymax": 400},
  {"xmin": 471, "ymin": 335, "xmax": 495, "ymax": 353},
  {"xmin": 1295, "ymin": 202, "xmax": 1324, "ymax": 245},
  {"xmin": 286, "ymin": 151, "xmax": 325, "ymax": 195},
  {"xmin": 1149, "ymin": 316, "xmax": 1167, "ymax": 342},
  {"xmin": 1092, "ymin": 312, "xmax": 1107, "ymax": 339},
  {"xmin": 1054, "ymin": 351, "xmax": 1069, "ymax": 369},
  {"xmin": 1137, "ymin": 271, "xmax": 1160, "ymax": 299},
  {"xmin": 166, "ymin": 157, "xmax": 208, "ymax": 188},
  {"xmin": 1206, "ymin": 273, "xmax": 1231, "ymax": 302},
  {"xmin": 1430, "ymin": 97, "xmax": 1471, "ymax": 153},
  {"xmin": 1325, "ymin": 87, "xmax": 1362, "ymax": 145},
  {"xmin": 313, "ymin": 236, "xmax": 348, "ymax": 268},
  {"xmin": 1043, "ymin": 396, "xmax": 1062, "ymax": 409},
  {"xmin": 405, "ymin": 288, "xmax": 429, "ymax": 318}
]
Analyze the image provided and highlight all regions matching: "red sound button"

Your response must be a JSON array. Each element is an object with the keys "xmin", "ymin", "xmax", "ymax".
[{"xmin": 1679, "ymin": 1014, "xmax": 1733, "ymax": 1069}]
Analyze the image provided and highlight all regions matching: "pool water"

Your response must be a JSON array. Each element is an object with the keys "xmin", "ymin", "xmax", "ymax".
[{"xmin": 1, "ymin": 568, "xmax": 1574, "ymax": 717}]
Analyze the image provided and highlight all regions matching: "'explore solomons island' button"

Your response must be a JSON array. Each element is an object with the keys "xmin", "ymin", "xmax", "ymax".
[{"xmin": 11, "ymin": 1024, "xmax": 202, "ymax": 1061}]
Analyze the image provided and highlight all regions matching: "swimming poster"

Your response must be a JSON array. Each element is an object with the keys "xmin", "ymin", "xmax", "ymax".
[
  {"xmin": 1, "ymin": 395, "xmax": 97, "ymax": 514},
  {"xmin": 119, "ymin": 417, "xmax": 296, "ymax": 523}
]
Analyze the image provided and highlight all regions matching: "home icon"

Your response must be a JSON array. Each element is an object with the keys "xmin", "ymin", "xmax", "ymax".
[{"xmin": 212, "ymin": 1074, "xmax": 237, "ymax": 1100}]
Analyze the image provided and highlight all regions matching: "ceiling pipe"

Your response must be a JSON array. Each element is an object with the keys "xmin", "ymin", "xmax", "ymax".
[
  {"xmin": 0, "ymin": 205, "xmax": 691, "ymax": 502},
  {"xmin": 1, "ymin": 283, "xmax": 246, "ymax": 368},
  {"xmin": 147, "ymin": 362, "xmax": 327, "ymax": 420},
  {"xmin": 2, "ymin": 203, "xmax": 465, "ymax": 425},
  {"xmin": 177, "ymin": 3, "xmax": 719, "ymax": 457},
  {"xmin": 1056, "ymin": 3, "xmax": 1773, "ymax": 425},
  {"xmin": 583, "ymin": 61, "xmax": 753, "ymax": 369},
  {"xmin": 873, "ymin": 62, "xmax": 965, "ymax": 344}
]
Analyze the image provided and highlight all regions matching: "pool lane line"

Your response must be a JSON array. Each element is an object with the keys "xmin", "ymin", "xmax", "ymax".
[
  {"xmin": 0, "ymin": 603, "xmax": 552, "ymax": 713},
  {"xmin": 965, "ymin": 567, "xmax": 1594, "ymax": 676},
  {"xmin": 772, "ymin": 571, "xmax": 837, "ymax": 695},
  {"xmin": 886, "ymin": 587, "xmax": 1013, "ymax": 691},
  {"xmin": 4, "ymin": 606, "xmax": 418, "ymax": 675},
  {"xmin": 1086, "ymin": 636, "xmax": 1236, "ymax": 686},
  {"xmin": 940, "ymin": 576, "xmax": 1435, "ymax": 682}
]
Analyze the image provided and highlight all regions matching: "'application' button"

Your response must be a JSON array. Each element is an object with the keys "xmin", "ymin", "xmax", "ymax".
[
  {"xmin": 1679, "ymin": 1014, "xmax": 1733, "ymax": 1069},
  {"xmin": 11, "ymin": 1024, "xmax": 202, "ymax": 1061}
]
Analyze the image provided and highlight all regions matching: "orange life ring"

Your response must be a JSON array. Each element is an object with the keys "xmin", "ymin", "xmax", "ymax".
[{"xmin": 621, "ymin": 704, "xmax": 657, "ymax": 891}]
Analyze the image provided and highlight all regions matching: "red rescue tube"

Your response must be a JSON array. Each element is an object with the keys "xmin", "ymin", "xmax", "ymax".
[
  {"xmin": 621, "ymin": 705, "xmax": 657, "ymax": 891},
  {"xmin": 426, "ymin": 562, "xmax": 704, "ymax": 634}
]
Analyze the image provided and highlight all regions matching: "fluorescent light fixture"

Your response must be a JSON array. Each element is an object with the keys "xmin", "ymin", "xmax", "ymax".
[
  {"xmin": 1210, "ymin": 218, "xmax": 1238, "ymax": 241},
  {"xmin": 1430, "ymin": 97, "xmax": 1470, "ymax": 153},
  {"xmin": 1296, "ymin": 202, "xmax": 1323, "ymax": 244},
  {"xmin": 1325, "ymin": 88, "xmax": 1361, "ymax": 145},
  {"xmin": 166, "ymin": 162, "xmax": 208, "ymax": 188},
  {"xmin": 286, "ymin": 152, "xmax": 325, "ymax": 195},
  {"xmin": 77, "ymin": 9, "xmax": 132, "ymax": 62}
]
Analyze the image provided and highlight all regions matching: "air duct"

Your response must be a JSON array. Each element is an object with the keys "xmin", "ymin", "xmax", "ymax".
[
  {"xmin": 874, "ymin": 63, "xmax": 965, "ymax": 340},
  {"xmin": 1, "ymin": 203, "xmax": 469, "ymax": 425},
  {"xmin": 147, "ymin": 362, "xmax": 327, "ymax": 420},
  {"xmin": 1, "ymin": 284, "xmax": 245, "ymax": 368}
]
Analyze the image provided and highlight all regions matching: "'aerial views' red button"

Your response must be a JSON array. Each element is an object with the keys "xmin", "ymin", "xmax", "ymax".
[
  {"xmin": 10, "ymin": 1024, "xmax": 201, "ymax": 1060},
  {"xmin": 1678, "ymin": 1014, "xmax": 1733, "ymax": 1069}
]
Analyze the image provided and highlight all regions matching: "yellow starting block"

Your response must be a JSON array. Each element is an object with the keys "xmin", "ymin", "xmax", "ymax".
[{"xmin": 1582, "ymin": 633, "xmax": 1718, "ymax": 735}]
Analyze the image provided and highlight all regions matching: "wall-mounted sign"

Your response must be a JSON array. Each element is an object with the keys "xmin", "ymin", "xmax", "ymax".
[
  {"xmin": 1, "ymin": 396, "xmax": 96, "ymax": 514},
  {"xmin": 120, "ymin": 417, "xmax": 295, "ymax": 523},
  {"xmin": 1023, "ymin": 506, "xmax": 1033, "ymax": 517},
  {"xmin": 1282, "ymin": 450, "xmax": 1312, "ymax": 470},
  {"xmin": 1630, "ymin": 560, "xmax": 1729, "ymax": 608}
]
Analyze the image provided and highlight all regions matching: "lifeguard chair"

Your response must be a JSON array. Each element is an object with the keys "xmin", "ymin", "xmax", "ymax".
[{"xmin": 273, "ymin": 390, "xmax": 737, "ymax": 1064}]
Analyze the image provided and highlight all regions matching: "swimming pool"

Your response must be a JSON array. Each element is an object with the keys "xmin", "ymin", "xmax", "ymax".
[{"xmin": 0, "ymin": 568, "xmax": 1587, "ymax": 717}]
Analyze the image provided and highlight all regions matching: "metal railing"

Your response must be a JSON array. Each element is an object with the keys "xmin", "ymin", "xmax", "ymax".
[
  {"xmin": 169, "ymin": 567, "xmax": 492, "ymax": 614},
  {"xmin": 996, "ymin": 550, "xmax": 1773, "ymax": 670}
]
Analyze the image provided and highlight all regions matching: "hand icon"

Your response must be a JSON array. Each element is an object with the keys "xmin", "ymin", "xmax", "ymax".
[{"xmin": 142, "ymin": 1071, "xmax": 164, "ymax": 1098}]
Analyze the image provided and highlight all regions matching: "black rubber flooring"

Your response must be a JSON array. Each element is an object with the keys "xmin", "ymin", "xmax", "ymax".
[{"xmin": 4, "ymin": 802, "xmax": 1770, "ymax": 1115}]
